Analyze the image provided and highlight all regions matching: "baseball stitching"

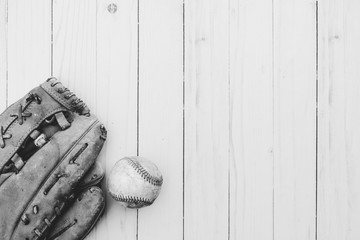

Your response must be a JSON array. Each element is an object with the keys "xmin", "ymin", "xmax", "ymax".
[
  {"xmin": 109, "ymin": 191, "xmax": 153, "ymax": 206},
  {"xmin": 125, "ymin": 157, "xmax": 163, "ymax": 187}
]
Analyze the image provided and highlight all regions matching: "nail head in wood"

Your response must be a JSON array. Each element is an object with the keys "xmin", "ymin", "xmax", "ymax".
[{"xmin": 107, "ymin": 3, "xmax": 117, "ymax": 14}]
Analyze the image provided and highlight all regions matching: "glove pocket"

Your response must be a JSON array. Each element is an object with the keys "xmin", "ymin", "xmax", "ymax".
[
  {"xmin": 45, "ymin": 186, "xmax": 105, "ymax": 240},
  {"xmin": 0, "ymin": 140, "xmax": 62, "ymax": 240},
  {"xmin": 9, "ymin": 116, "xmax": 106, "ymax": 240}
]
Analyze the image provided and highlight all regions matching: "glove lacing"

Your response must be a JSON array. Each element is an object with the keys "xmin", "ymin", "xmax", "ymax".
[
  {"xmin": 47, "ymin": 78, "xmax": 89, "ymax": 116},
  {"xmin": 0, "ymin": 93, "xmax": 41, "ymax": 149}
]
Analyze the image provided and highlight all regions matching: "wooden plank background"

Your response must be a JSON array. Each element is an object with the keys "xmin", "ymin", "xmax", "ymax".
[{"xmin": 0, "ymin": 0, "xmax": 360, "ymax": 239}]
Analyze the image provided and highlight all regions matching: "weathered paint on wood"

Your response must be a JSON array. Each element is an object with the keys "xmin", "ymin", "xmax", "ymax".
[
  {"xmin": 229, "ymin": 0, "xmax": 274, "ymax": 239},
  {"xmin": 94, "ymin": 0, "xmax": 138, "ymax": 239},
  {"xmin": 7, "ymin": 0, "xmax": 51, "ymax": 103},
  {"xmin": 273, "ymin": 1, "xmax": 317, "ymax": 239},
  {"xmin": 318, "ymin": 1, "xmax": 360, "ymax": 239},
  {"xmin": 184, "ymin": 0, "xmax": 229, "ymax": 239},
  {"xmin": 0, "ymin": 0, "xmax": 7, "ymax": 110},
  {"xmin": 0, "ymin": 0, "xmax": 360, "ymax": 239},
  {"xmin": 138, "ymin": 0, "xmax": 183, "ymax": 239}
]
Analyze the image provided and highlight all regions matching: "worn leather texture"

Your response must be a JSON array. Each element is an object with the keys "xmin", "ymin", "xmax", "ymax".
[
  {"xmin": 46, "ymin": 186, "xmax": 105, "ymax": 240},
  {"xmin": 0, "ymin": 78, "xmax": 106, "ymax": 240}
]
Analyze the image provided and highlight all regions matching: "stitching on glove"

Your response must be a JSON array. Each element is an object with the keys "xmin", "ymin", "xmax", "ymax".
[
  {"xmin": 43, "ymin": 173, "xmax": 70, "ymax": 196},
  {"xmin": 69, "ymin": 143, "xmax": 88, "ymax": 166},
  {"xmin": 34, "ymin": 228, "xmax": 42, "ymax": 237},
  {"xmin": 0, "ymin": 96, "xmax": 38, "ymax": 149},
  {"xmin": 0, "ymin": 126, "xmax": 12, "ymax": 148},
  {"xmin": 47, "ymin": 219, "xmax": 78, "ymax": 240},
  {"xmin": 100, "ymin": 124, "xmax": 107, "ymax": 140},
  {"xmin": 0, "ymin": 107, "xmax": 65, "ymax": 175},
  {"xmin": 125, "ymin": 158, "xmax": 163, "ymax": 187},
  {"xmin": 9, "ymin": 107, "xmax": 64, "ymax": 157},
  {"xmin": 10, "ymin": 104, "xmax": 32, "ymax": 125},
  {"xmin": 42, "ymin": 78, "xmax": 89, "ymax": 116}
]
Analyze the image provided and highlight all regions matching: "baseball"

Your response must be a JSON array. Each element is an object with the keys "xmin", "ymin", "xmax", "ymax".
[{"xmin": 107, "ymin": 156, "xmax": 163, "ymax": 208}]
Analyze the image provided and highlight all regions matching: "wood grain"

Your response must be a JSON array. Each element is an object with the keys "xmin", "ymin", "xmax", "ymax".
[
  {"xmin": 273, "ymin": 0, "xmax": 317, "ymax": 239},
  {"xmin": 52, "ymin": 0, "xmax": 97, "ymax": 105},
  {"xmin": 318, "ymin": 0, "xmax": 360, "ymax": 239},
  {"xmin": 2, "ymin": 0, "xmax": 360, "ymax": 239},
  {"xmin": 138, "ymin": 0, "xmax": 183, "ymax": 239},
  {"xmin": 7, "ymin": 0, "xmax": 51, "ymax": 102},
  {"xmin": 184, "ymin": 0, "xmax": 229, "ymax": 239},
  {"xmin": 0, "ymin": 0, "xmax": 7, "ymax": 110},
  {"xmin": 94, "ymin": 0, "xmax": 138, "ymax": 239},
  {"xmin": 229, "ymin": 0, "xmax": 274, "ymax": 239}
]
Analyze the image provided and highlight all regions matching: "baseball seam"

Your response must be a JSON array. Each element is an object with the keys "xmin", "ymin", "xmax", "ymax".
[
  {"xmin": 125, "ymin": 158, "xmax": 163, "ymax": 187},
  {"xmin": 109, "ymin": 191, "xmax": 153, "ymax": 206}
]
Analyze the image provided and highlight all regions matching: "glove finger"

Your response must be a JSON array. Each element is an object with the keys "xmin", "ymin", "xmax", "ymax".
[
  {"xmin": 45, "ymin": 186, "xmax": 105, "ymax": 240},
  {"xmin": 44, "ymin": 158, "xmax": 105, "ymax": 240},
  {"xmin": 1, "ymin": 114, "xmax": 106, "ymax": 240},
  {"xmin": 78, "ymin": 161, "xmax": 105, "ymax": 190}
]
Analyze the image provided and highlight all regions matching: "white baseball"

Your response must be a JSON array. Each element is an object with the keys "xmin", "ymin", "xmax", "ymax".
[{"xmin": 108, "ymin": 156, "xmax": 163, "ymax": 208}]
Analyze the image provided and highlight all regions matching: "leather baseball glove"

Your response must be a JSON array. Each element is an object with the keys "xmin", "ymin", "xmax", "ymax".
[{"xmin": 0, "ymin": 77, "xmax": 107, "ymax": 240}]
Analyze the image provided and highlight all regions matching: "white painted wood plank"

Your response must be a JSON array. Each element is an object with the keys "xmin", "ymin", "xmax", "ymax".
[
  {"xmin": 138, "ymin": 0, "xmax": 183, "ymax": 239},
  {"xmin": 53, "ymin": 1, "xmax": 138, "ymax": 240},
  {"xmin": 273, "ymin": 1, "xmax": 317, "ymax": 239},
  {"xmin": 229, "ymin": 1, "xmax": 273, "ymax": 239},
  {"xmin": 7, "ymin": 0, "xmax": 51, "ymax": 103},
  {"xmin": 318, "ymin": 0, "xmax": 360, "ymax": 239},
  {"xmin": 53, "ymin": 0, "xmax": 97, "ymax": 108},
  {"xmin": 184, "ymin": 0, "xmax": 229, "ymax": 239},
  {"xmin": 94, "ymin": 0, "xmax": 138, "ymax": 239},
  {"xmin": 0, "ymin": 0, "xmax": 7, "ymax": 110}
]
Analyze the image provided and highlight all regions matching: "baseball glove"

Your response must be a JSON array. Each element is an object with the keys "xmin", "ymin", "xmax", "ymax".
[{"xmin": 0, "ymin": 77, "xmax": 107, "ymax": 240}]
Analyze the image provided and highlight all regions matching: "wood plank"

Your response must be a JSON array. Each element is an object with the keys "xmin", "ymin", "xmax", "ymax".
[
  {"xmin": 94, "ymin": 0, "xmax": 138, "ymax": 239},
  {"xmin": 52, "ymin": 0, "xmax": 97, "ymax": 107},
  {"xmin": 318, "ymin": 0, "xmax": 360, "ymax": 239},
  {"xmin": 184, "ymin": 0, "xmax": 229, "ymax": 239},
  {"xmin": 229, "ymin": 0, "xmax": 274, "ymax": 239},
  {"xmin": 53, "ymin": 1, "xmax": 98, "ymax": 239},
  {"xmin": 0, "ymin": 0, "xmax": 7, "ymax": 110},
  {"xmin": 138, "ymin": 0, "xmax": 183, "ymax": 239},
  {"xmin": 7, "ymin": 0, "xmax": 51, "ymax": 103},
  {"xmin": 273, "ymin": 0, "xmax": 317, "ymax": 239},
  {"xmin": 53, "ymin": 1, "xmax": 138, "ymax": 240}
]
